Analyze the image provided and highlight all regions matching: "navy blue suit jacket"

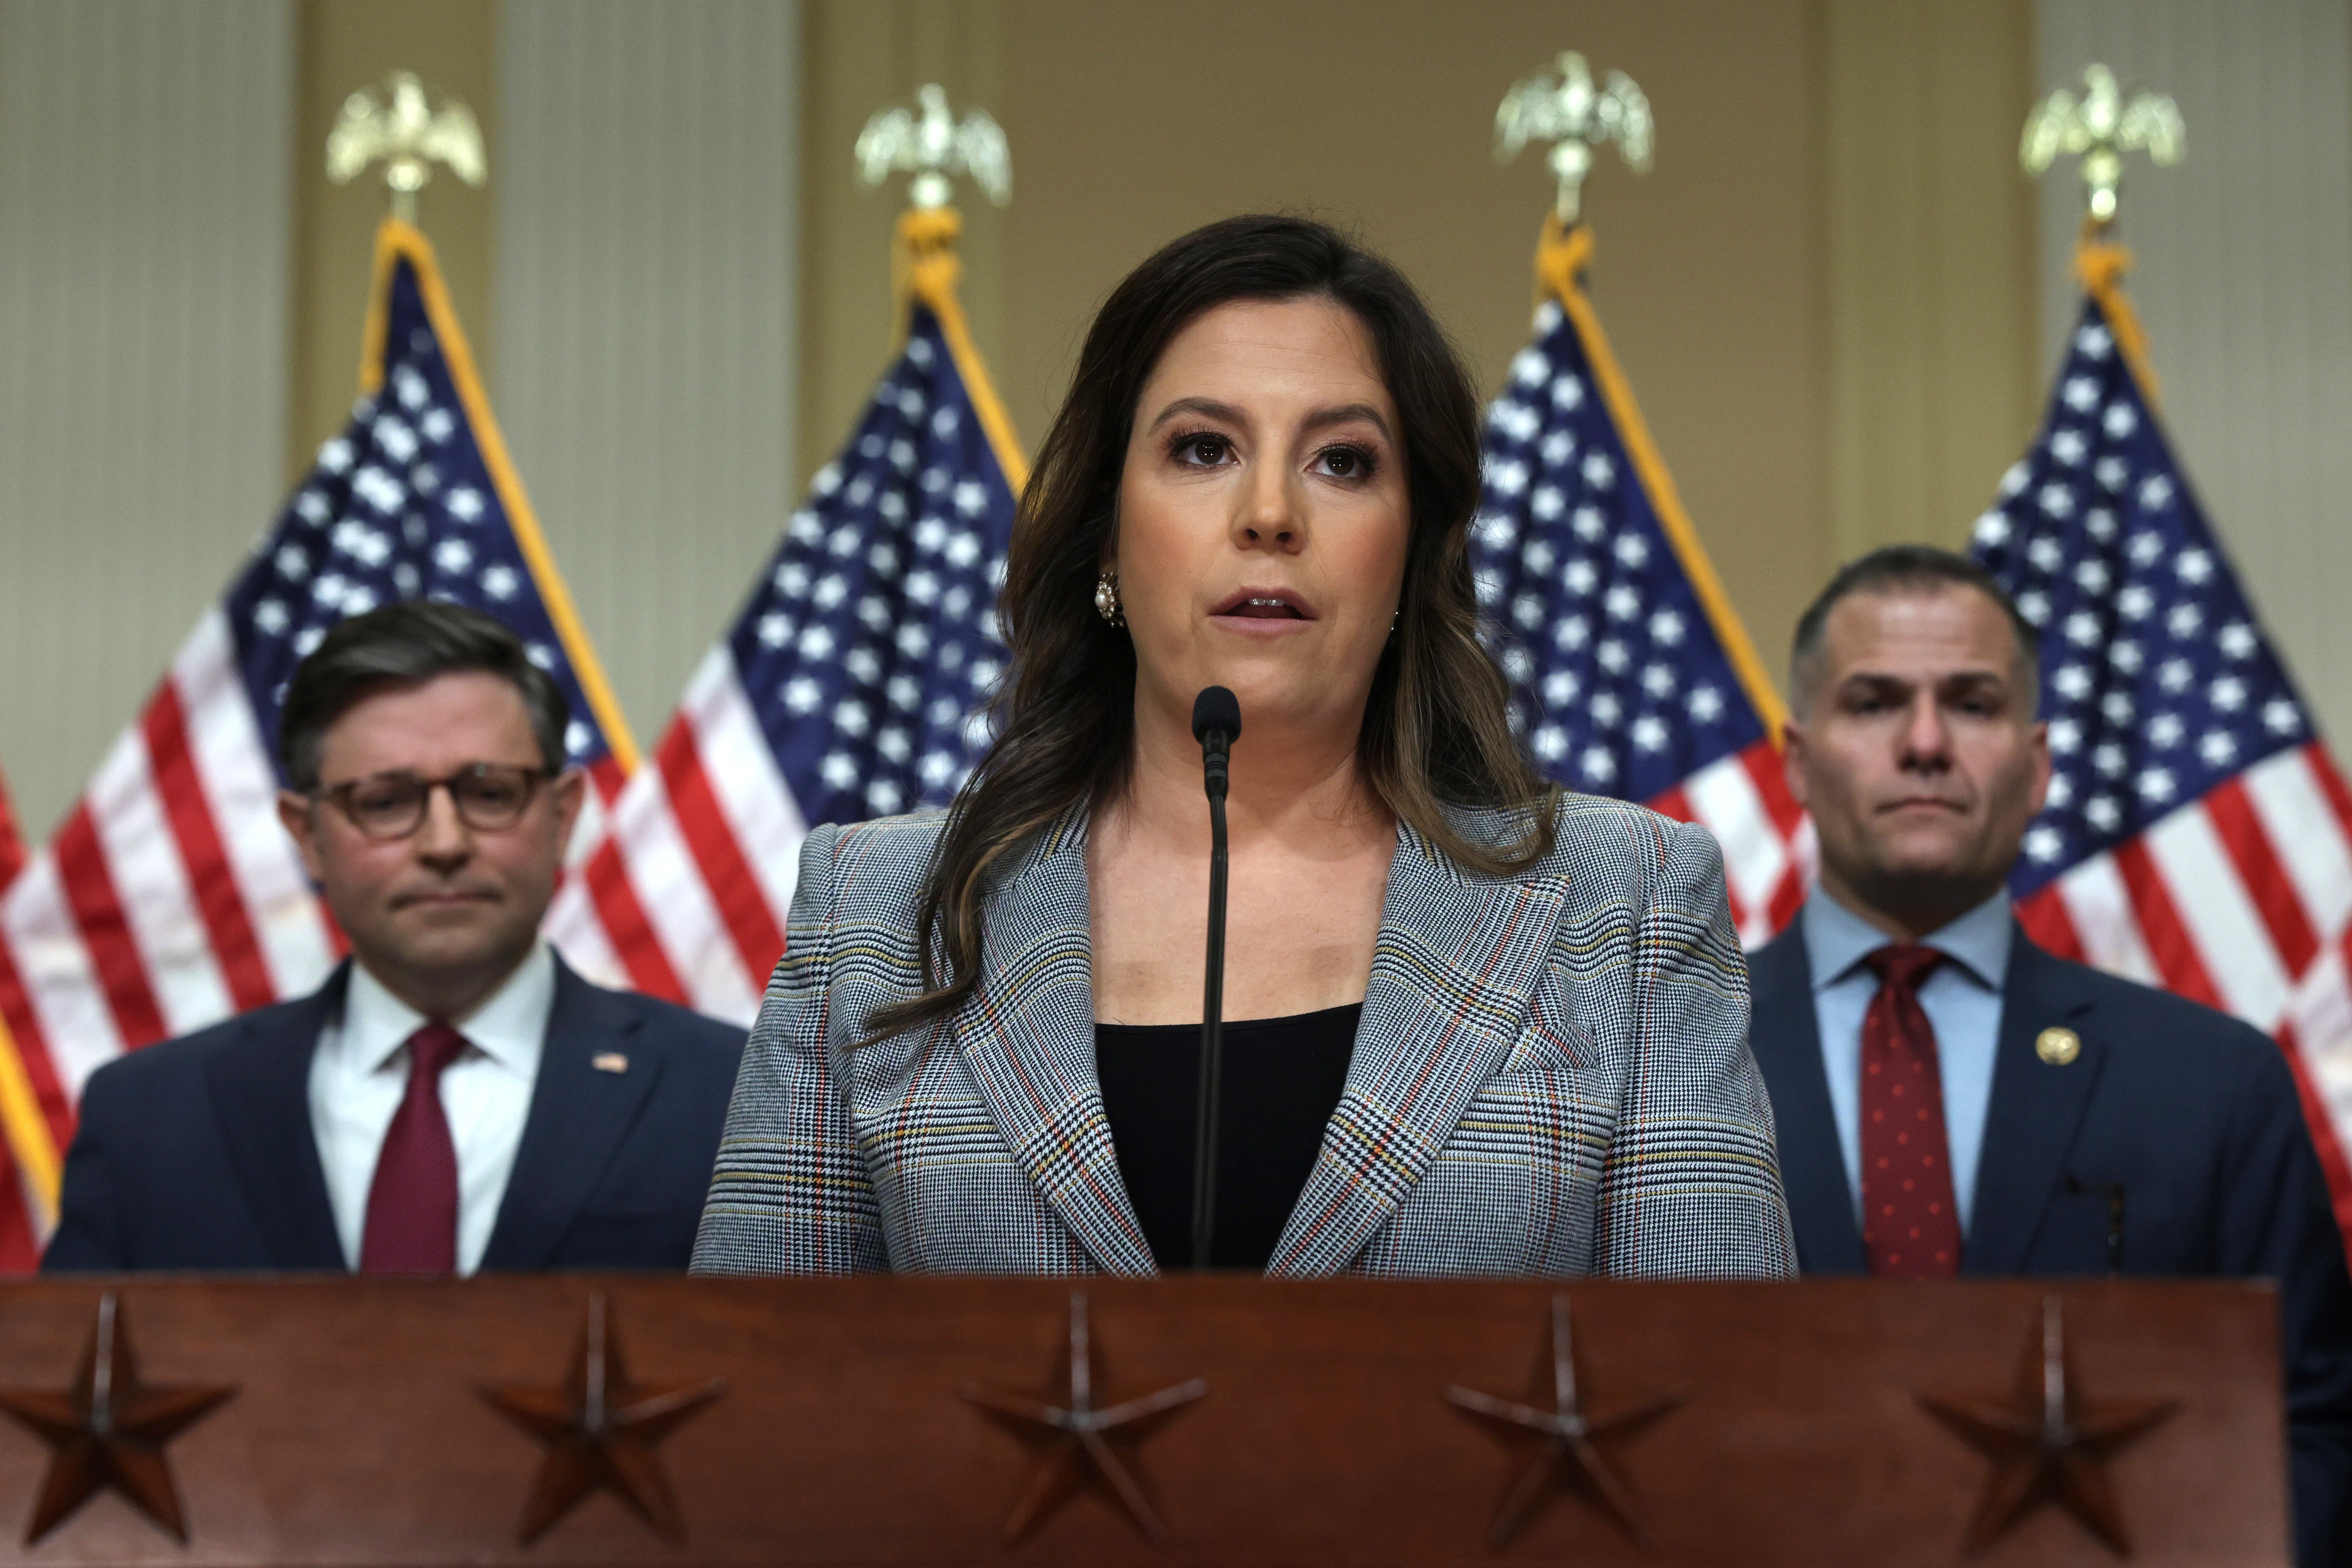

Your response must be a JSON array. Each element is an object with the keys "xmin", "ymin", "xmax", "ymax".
[
  {"xmin": 42, "ymin": 958, "xmax": 745, "ymax": 1273},
  {"xmin": 1751, "ymin": 921, "xmax": 2352, "ymax": 1566}
]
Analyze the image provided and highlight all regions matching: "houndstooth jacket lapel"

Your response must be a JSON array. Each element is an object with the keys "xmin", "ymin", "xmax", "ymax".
[
  {"xmin": 1269, "ymin": 815, "xmax": 1568, "ymax": 1276},
  {"xmin": 948, "ymin": 807, "xmax": 1570, "ymax": 1279},
  {"xmin": 949, "ymin": 811, "xmax": 1157, "ymax": 1276}
]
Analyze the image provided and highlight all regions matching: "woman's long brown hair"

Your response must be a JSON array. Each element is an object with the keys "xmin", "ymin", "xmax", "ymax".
[{"xmin": 863, "ymin": 215, "xmax": 1556, "ymax": 1041}]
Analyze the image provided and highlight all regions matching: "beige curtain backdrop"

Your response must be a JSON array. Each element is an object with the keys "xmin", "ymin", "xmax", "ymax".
[
  {"xmin": 0, "ymin": 0, "xmax": 295, "ymax": 835},
  {"xmin": 492, "ymin": 0, "xmax": 801, "ymax": 753},
  {"xmin": 1825, "ymin": 0, "xmax": 2041, "ymax": 568}
]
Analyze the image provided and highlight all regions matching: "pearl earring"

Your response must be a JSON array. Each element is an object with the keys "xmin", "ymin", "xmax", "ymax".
[{"xmin": 1094, "ymin": 569, "xmax": 1125, "ymax": 627}]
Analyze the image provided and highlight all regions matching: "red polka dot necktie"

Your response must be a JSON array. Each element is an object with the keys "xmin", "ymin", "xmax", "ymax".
[
  {"xmin": 1860, "ymin": 945, "xmax": 1961, "ymax": 1278},
  {"xmin": 359, "ymin": 1023, "xmax": 467, "ymax": 1274}
]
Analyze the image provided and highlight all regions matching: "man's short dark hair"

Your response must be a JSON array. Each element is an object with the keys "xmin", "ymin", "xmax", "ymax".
[
  {"xmin": 278, "ymin": 602, "xmax": 570, "ymax": 790},
  {"xmin": 1790, "ymin": 545, "xmax": 2041, "ymax": 715}
]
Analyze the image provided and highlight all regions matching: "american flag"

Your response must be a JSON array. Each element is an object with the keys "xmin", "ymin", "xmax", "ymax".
[
  {"xmin": 1970, "ymin": 245, "xmax": 2352, "ymax": 1232},
  {"xmin": 1472, "ymin": 220, "xmax": 1810, "ymax": 944},
  {"xmin": 547, "ymin": 211, "xmax": 1024, "ymax": 1023},
  {"xmin": 0, "ymin": 218, "xmax": 641, "ymax": 1259}
]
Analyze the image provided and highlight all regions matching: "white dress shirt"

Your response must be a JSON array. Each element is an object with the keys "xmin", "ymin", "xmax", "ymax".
[
  {"xmin": 308, "ymin": 943, "xmax": 553, "ymax": 1274},
  {"xmin": 1802, "ymin": 888, "xmax": 2013, "ymax": 1234}
]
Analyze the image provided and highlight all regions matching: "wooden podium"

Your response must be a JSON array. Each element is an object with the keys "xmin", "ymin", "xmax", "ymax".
[{"xmin": 0, "ymin": 1276, "xmax": 2291, "ymax": 1565}]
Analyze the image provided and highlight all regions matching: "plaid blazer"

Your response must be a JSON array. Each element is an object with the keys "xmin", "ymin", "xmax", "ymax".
[{"xmin": 692, "ymin": 797, "xmax": 1795, "ymax": 1279}]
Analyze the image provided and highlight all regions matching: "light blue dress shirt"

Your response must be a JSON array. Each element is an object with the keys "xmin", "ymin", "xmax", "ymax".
[{"xmin": 1804, "ymin": 888, "xmax": 2013, "ymax": 1234}]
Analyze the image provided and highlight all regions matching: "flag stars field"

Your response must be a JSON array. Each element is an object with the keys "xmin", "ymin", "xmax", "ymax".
[{"xmin": 539, "ymin": 258, "xmax": 1026, "ymax": 1024}]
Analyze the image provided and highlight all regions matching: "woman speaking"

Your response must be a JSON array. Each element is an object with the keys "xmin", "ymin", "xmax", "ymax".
[{"xmin": 693, "ymin": 215, "xmax": 1793, "ymax": 1278}]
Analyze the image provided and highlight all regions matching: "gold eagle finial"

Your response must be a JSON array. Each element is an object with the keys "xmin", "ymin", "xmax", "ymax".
[
  {"xmin": 1496, "ymin": 51, "xmax": 1653, "ymax": 225},
  {"xmin": 2023, "ymin": 64, "xmax": 2183, "ymax": 228},
  {"xmin": 855, "ymin": 84, "xmax": 1010, "ymax": 212},
  {"xmin": 326, "ymin": 71, "xmax": 486, "ymax": 225}
]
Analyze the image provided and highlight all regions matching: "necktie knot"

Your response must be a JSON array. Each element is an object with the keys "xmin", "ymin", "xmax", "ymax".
[
  {"xmin": 1865, "ymin": 944, "xmax": 1944, "ymax": 995},
  {"xmin": 404, "ymin": 1022, "xmax": 467, "ymax": 1081}
]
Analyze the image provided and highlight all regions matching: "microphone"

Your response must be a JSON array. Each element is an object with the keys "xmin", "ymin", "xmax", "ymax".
[{"xmin": 1189, "ymin": 686, "xmax": 1242, "ymax": 1270}]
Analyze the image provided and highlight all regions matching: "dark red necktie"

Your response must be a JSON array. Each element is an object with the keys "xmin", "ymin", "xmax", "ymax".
[
  {"xmin": 1860, "ymin": 945, "xmax": 1961, "ymax": 1278},
  {"xmin": 359, "ymin": 1023, "xmax": 467, "ymax": 1274}
]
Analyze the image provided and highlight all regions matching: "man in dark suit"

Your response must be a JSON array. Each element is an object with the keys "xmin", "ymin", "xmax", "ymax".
[
  {"xmin": 1752, "ymin": 545, "xmax": 2352, "ymax": 1564},
  {"xmin": 45, "ymin": 603, "xmax": 743, "ymax": 1273}
]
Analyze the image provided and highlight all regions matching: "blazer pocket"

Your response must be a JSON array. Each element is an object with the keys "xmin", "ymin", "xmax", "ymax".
[{"xmin": 1499, "ymin": 966, "xmax": 1605, "ymax": 1074}]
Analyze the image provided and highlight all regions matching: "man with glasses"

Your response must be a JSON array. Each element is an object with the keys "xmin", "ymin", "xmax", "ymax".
[{"xmin": 44, "ymin": 603, "xmax": 746, "ymax": 1273}]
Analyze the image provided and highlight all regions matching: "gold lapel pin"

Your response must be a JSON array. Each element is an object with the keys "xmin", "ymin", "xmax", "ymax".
[
  {"xmin": 592, "ymin": 1052, "xmax": 629, "ymax": 1074},
  {"xmin": 2035, "ymin": 1027, "xmax": 2081, "ymax": 1066}
]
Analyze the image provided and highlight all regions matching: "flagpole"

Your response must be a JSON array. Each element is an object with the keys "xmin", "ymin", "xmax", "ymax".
[
  {"xmin": 2070, "ymin": 238, "xmax": 2163, "ymax": 414},
  {"xmin": 2022, "ymin": 64, "xmax": 2183, "ymax": 412},
  {"xmin": 894, "ymin": 208, "xmax": 1029, "ymax": 496},
  {"xmin": 862, "ymin": 85, "xmax": 1028, "ymax": 496}
]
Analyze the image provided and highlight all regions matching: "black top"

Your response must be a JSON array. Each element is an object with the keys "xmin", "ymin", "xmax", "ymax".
[{"xmin": 1093, "ymin": 1005, "xmax": 1359, "ymax": 1271}]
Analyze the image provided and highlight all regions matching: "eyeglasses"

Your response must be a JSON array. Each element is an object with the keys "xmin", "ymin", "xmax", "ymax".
[{"xmin": 315, "ymin": 764, "xmax": 550, "ymax": 841}]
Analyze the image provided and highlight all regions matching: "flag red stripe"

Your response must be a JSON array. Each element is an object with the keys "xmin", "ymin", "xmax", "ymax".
[
  {"xmin": 2202, "ymin": 778, "xmax": 2320, "ymax": 977},
  {"xmin": 580, "ymin": 839, "xmax": 687, "ymax": 1004},
  {"xmin": 586, "ymin": 754, "xmax": 630, "ymax": 807},
  {"xmin": 140, "ymin": 687, "xmax": 274, "ymax": 1013},
  {"xmin": 1765, "ymin": 866, "xmax": 1806, "ymax": 932},
  {"xmin": 0, "ymin": 775, "xmax": 22, "ymax": 886},
  {"xmin": 1738, "ymin": 739, "xmax": 1806, "ymax": 839},
  {"xmin": 2274, "ymin": 1012, "xmax": 2352, "ymax": 1244},
  {"xmin": 2306, "ymin": 743, "xmax": 2352, "ymax": 838},
  {"xmin": 2014, "ymin": 884, "xmax": 2088, "ymax": 963},
  {"xmin": 657, "ymin": 722, "xmax": 787, "ymax": 990},
  {"xmin": 2110, "ymin": 837, "xmax": 2225, "ymax": 1010},
  {"xmin": 51, "ymin": 806, "xmax": 170, "ymax": 1048},
  {"xmin": 0, "ymin": 942, "xmax": 73, "ymax": 1148},
  {"xmin": 0, "ymin": 1158, "xmax": 37, "ymax": 1272}
]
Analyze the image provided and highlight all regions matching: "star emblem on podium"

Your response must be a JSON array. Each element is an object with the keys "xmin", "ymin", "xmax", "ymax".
[
  {"xmin": 1918, "ymin": 1295, "xmax": 2179, "ymax": 1555},
  {"xmin": 960, "ymin": 1291, "xmax": 1207, "ymax": 1547},
  {"xmin": 0, "ymin": 1293, "xmax": 235, "ymax": 1545},
  {"xmin": 1446, "ymin": 1292, "xmax": 1682, "ymax": 1550},
  {"xmin": 481, "ymin": 1292, "xmax": 726, "ymax": 1544}
]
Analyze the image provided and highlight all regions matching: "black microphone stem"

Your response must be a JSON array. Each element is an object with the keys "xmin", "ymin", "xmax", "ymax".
[
  {"xmin": 1187, "ymin": 685, "xmax": 1242, "ymax": 1272},
  {"xmin": 1192, "ymin": 747, "xmax": 1230, "ymax": 1270}
]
